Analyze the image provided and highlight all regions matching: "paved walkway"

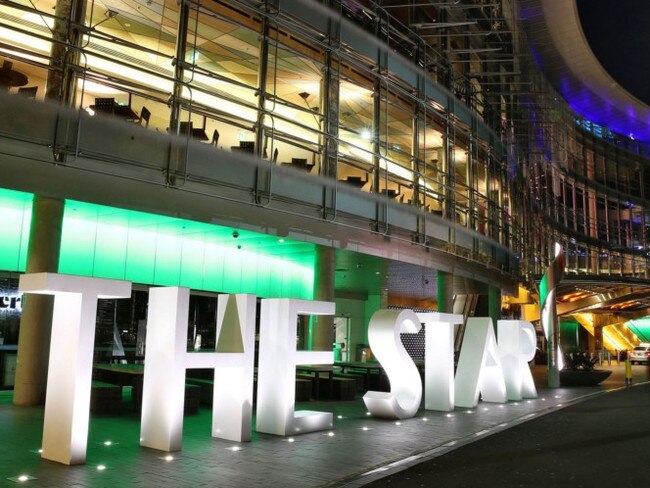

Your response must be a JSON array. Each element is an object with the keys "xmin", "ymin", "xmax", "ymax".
[
  {"xmin": 364, "ymin": 378, "xmax": 650, "ymax": 488},
  {"xmin": 0, "ymin": 363, "xmax": 647, "ymax": 487}
]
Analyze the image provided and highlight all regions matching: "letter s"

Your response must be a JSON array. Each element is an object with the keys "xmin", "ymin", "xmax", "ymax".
[{"xmin": 363, "ymin": 309, "xmax": 422, "ymax": 419}]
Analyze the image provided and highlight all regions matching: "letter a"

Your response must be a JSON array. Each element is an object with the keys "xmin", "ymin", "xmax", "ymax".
[{"xmin": 455, "ymin": 317, "xmax": 507, "ymax": 408}]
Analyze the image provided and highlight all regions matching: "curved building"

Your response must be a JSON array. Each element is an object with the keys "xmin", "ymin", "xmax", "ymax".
[{"xmin": 0, "ymin": 0, "xmax": 649, "ymax": 399}]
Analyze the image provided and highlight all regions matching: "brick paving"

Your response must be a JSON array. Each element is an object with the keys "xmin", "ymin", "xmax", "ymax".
[{"xmin": 1, "ymin": 364, "xmax": 647, "ymax": 487}]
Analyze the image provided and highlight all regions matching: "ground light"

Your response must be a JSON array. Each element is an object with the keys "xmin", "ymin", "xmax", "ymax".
[{"xmin": 7, "ymin": 475, "xmax": 37, "ymax": 483}]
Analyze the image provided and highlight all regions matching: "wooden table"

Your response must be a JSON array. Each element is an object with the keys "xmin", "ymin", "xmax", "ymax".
[
  {"xmin": 296, "ymin": 364, "xmax": 334, "ymax": 400},
  {"xmin": 93, "ymin": 363, "xmax": 201, "ymax": 414},
  {"xmin": 282, "ymin": 160, "xmax": 315, "ymax": 172},
  {"xmin": 90, "ymin": 103, "xmax": 140, "ymax": 122},
  {"xmin": 0, "ymin": 60, "xmax": 27, "ymax": 90},
  {"xmin": 93, "ymin": 363, "xmax": 143, "ymax": 386},
  {"xmin": 180, "ymin": 121, "xmax": 209, "ymax": 141},
  {"xmin": 380, "ymin": 188, "xmax": 400, "ymax": 199},
  {"xmin": 343, "ymin": 175, "xmax": 367, "ymax": 188},
  {"xmin": 335, "ymin": 361, "xmax": 384, "ymax": 391}
]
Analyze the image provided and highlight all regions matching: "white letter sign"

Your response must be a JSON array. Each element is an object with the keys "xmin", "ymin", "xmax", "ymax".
[
  {"xmin": 210, "ymin": 293, "xmax": 257, "ymax": 442},
  {"xmin": 454, "ymin": 317, "xmax": 507, "ymax": 408},
  {"xmin": 140, "ymin": 289, "xmax": 256, "ymax": 452},
  {"xmin": 364, "ymin": 309, "xmax": 422, "ymax": 419},
  {"xmin": 140, "ymin": 287, "xmax": 189, "ymax": 452},
  {"xmin": 417, "ymin": 312, "xmax": 463, "ymax": 412},
  {"xmin": 498, "ymin": 320, "xmax": 538, "ymax": 400},
  {"xmin": 256, "ymin": 299, "xmax": 335, "ymax": 436},
  {"xmin": 19, "ymin": 273, "xmax": 131, "ymax": 465}
]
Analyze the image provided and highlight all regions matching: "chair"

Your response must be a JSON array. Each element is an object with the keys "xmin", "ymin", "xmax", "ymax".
[
  {"xmin": 139, "ymin": 106, "xmax": 151, "ymax": 127},
  {"xmin": 17, "ymin": 86, "xmax": 37, "ymax": 99},
  {"xmin": 94, "ymin": 97, "xmax": 115, "ymax": 114},
  {"xmin": 345, "ymin": 175, "xmax": 367, "ymax": 188},
  {"xmin": 211, "ymin": 128, "xmax": 220, "ymax": 146},
  {"xmin": 179, "ymin": 121, "xmax": 193, "ymax": 135},
  {"xmin": 240, "ymin": 141, "xmax": 255, "ymax": 153}
]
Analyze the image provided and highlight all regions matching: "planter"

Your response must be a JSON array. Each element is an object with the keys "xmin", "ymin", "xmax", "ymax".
[{"xmin": 559, "ymin": 369, "xmax": 612, "ymax": 386}]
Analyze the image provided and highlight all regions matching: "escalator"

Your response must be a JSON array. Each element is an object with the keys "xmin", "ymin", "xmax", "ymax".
[{"xmin": 572, "ymin": 314, "xmax": 639, "ymax": 353}]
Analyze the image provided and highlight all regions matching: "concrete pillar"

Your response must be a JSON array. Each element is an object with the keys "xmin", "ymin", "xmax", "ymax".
[
  {"xmin": 14, "ymin": 0, "xmax": 84, "ymax": 406},
  {"xmin": 45, "ymin": 0, "xmax": 86, "ymax": 105},
  {"xmin": 488, "ymin": 285, "xmax": 501, "ymax": 327},
  {"xmin": 14, "ymin": 196, "xmax": 64, "ymax": 406},
  {"xmin": 437, "ymin": 270, "xmax": 454, "ymax": 313},
  {"xmin": 311, "ymin": 246, "xmax": 336, "ymax": 351},
  {"xmin": 593, "ymin": 323, "xmax": 604, "ymax": 353}
]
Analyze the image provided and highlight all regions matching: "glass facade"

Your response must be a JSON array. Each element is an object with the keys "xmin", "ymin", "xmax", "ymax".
[{"xmin": 0, "ymin": 0, "xmax": 648, "ymax": 288}]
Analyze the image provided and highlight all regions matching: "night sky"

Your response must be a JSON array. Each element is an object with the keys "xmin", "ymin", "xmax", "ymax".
[{"xmin": 577, "ymin": 0, "xmax": 650, "ymax": 106}]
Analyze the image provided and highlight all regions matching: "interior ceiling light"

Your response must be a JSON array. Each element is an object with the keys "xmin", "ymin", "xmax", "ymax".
[{"xmin": 93, "ymin": 9, "xmax": 118, "ymax": 29}]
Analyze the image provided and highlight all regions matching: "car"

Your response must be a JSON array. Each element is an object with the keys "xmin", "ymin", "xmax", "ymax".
[{"xmin": 630, "ymin": 344, "xmax": 650, "ymax": 365}]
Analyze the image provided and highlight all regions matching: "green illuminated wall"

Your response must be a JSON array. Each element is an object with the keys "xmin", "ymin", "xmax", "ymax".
[
  {"xmin": 560, "ymin": 318, "xmax": 580, "ymax": 352},
  {"xmin": 0, "ymin": 188, "xmax": 314, "ymax": 298},
  {"xmin": 0, "ymin": 189, "xmax": 32, "ymax": 272}
]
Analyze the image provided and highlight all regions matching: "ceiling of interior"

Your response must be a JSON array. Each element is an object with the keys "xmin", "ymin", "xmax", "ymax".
[{"xmin": 556, "ymin": 280, "xmax": 650, "ymax": 316}]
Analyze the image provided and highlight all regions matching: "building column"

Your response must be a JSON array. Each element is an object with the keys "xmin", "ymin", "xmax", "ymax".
[
  {"xmin": 45, "ymin": 0, "xmax": 86, "ymax": 105},
  {"xmin": 254, "ymin": 11, "xmax": 270, "ymax": 159},
  {"xmin": 437, "ymin": 270, "xmax": 454, "ymax": 313},
  {"xmin": 311, "ymin": 246, "xmax": 336, "ymax": 351},
  {"xmin": 592, "ymin": 319, "xmax": 604, "ymax": 354},
  {"xmin": 169, "ymin": 0, "xmax": 189, "ymax": 134},
  {"xmin": 14, "ymin": 0, "xmax": 85, "ymax": 406},
  {"xmin": 14, "ymin": 196, "xmax": 64, "ymax": 406},
  {"xmin": 321, "ymin": 8, "xmax": 340, "ymax": 180},
  {"xmin": 442, "ymin": 101, "xmax": 455, "ymax": 222}
]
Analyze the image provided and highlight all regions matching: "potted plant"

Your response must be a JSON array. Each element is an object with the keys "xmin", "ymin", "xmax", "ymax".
[{"xmin": 559, "ymin": 351, "xmax": 612, "ymax": 386}]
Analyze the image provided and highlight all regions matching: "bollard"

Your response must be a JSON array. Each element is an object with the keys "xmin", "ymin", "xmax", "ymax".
[{"xmin": 625, "ymin": 356, "xmax": 633, "ymax": 386}]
